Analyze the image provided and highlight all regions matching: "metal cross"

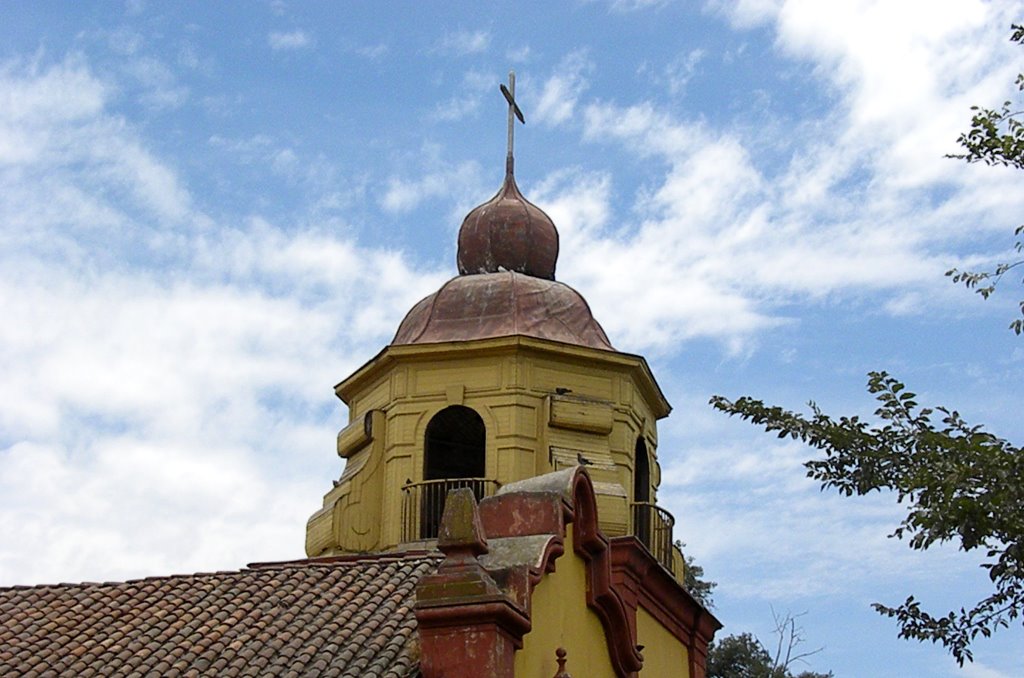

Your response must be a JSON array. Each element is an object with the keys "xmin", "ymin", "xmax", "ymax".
[{"xmin": 500, "ymin": 71, "xmax": 525, "ymax": 175}]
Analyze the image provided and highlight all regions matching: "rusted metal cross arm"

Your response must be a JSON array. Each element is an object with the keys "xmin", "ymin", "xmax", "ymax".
[{"xmin": 500, "ymin": 83, "xmax": 525, "ymax": 124}]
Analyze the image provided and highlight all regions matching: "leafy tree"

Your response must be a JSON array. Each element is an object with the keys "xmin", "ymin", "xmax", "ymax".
[
  {"xmin": 708, "ymin": 633, "xmax": 777, "ymax": 678},
  {"xmin": 706, "ymin": 611, "xmax": 832, "ymax": 678},
  {"xmin": 679, "ymin": 540, "xmax": 718, "ymax": 609},
  {"xmin": 946, "ymin": 24, "xmax": 1024, "ymax": 334},
  {"xmin": 710, "ymin": 24, "xmax": 1024, "ymax": 665},
  {"xmin": 711, "ymin": 374, "xmax": 1023, "ymax": 664},
  {"xmin": 680, "ymin": 546, "xmax": 832, "ymax": 676}
]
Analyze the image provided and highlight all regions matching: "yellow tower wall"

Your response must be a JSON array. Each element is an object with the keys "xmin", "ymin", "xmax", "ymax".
[{"xmin": 307, "ymin": 337, "xmax": 675, "ymax": 565}]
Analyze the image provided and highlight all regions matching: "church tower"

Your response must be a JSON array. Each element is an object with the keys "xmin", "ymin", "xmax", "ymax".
[
  {"xmin": 306, "ymin": 73, "xmax": 683, "ymax": 581},
  {"xmin": 1, "ymin": 72, "xmax": 719, "ymax": 678}
]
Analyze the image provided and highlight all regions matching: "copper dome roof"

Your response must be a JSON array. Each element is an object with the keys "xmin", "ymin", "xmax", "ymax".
[
  {"xmin": 392, "ymin": 272, "xmax": 613, "ymax": 350},
  {"xmin": 457, "ymin": 172, "xmax": 559, "ymax": 280},
  {"xmin": 391, "ymin": 72, "xmax": 611, "ymax": 352}
]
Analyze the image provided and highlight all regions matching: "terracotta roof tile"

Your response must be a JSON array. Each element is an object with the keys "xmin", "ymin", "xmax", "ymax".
[{"xmin": 0, "ymin": 554, "xmax": 439, "ymax": 677}]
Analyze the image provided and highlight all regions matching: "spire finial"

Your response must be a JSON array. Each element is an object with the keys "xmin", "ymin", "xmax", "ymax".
[
  {"xmin": 552, "ymin": 647, "xmax": 572, "ymax": 678},
  {"xmin": 500, "ymin": 70, "xmax": 525, "ymax": 177}
]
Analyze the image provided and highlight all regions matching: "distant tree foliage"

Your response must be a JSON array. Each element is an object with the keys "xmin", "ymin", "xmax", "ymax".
[
  {"xmin": 707, "ymin": 633, "xmax": 777, "ymax": 678},
  {"xmin": 679, "ymin": 541, "xmax": 718, "ymax": 609},
  {"xmin": 706, "ymin": 612, "xmax": 832, "ymax": 678},
  {"xmin": 946, "ymin": 24, "xmax": 1024, "ymax": 334},
  {"xmin": 711, "ymin": 372, "xmax": 1024, "ymax": 664},
  {"xmin": 680, "ymin": 546, "xmax": 832, "ymax": 676}
]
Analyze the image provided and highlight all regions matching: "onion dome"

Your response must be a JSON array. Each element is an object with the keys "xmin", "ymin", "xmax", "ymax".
[
  {"xmin": 457, "ymin": 172, "xmax": 559, "ymax": 280},
  {"xmin": 390, "ymin": 70, "xmax": 612, "ymax": 351},
  {"xmin": 392, "ymin": 271, "xmax": 613, "ymax": 350}
]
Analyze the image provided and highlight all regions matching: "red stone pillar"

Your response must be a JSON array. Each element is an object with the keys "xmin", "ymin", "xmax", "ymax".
[{"xmin": 415, "ymin": 488, "xmax": 530, "ymax": 678}]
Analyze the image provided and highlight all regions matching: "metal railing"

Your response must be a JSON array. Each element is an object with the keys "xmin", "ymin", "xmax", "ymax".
[
  {"xmin": 401, "ymin": 478, "xmax": 500, "ymax": 542},
  {"xmin": 631, "ymin": 501, "xmax": 676, "ymax": 574}
]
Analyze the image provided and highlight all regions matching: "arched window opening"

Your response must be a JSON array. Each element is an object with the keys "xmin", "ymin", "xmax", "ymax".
[
  {"xmin": 633, "ymin": 438, "xmax": 652, "ymax": 546},
  {"xmin": 634, "ymin": 437, "xmax": 651, "ymax": 503},
  {"xmin": 631, "ymin": 436, "xmax": 674, "ymax": 571},
  {"xmin": 407, "ymin": 405, "xmax": 488, "ymax": 540},
  {"xmin": 425, "ymin": 405, "xmax": 486, "ymax": 480}
]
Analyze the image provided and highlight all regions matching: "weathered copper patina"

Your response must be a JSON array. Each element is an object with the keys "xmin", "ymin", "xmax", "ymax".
[
  {"xmin": 457, "ymin": 172, "xmax": 559, "ymax": 280},
  {"xmin": 392, "ymin": 271, "xmax": 613, "ymax": 350},
  {"xmin": 394, "ymin": 70, "xmax": 612, "ymax": 351}
]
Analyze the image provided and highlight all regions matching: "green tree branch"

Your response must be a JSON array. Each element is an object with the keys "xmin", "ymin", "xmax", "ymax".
[
  {"xmin": 710, "ymin": 372, "xmax": 1024, "ymax": 664},
  {"xmin": 945, "ymin": 23, "xmax": 1024, "ymax": 334}
]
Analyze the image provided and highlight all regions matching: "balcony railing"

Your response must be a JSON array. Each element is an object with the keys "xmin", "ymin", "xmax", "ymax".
[
  {"xmin": 631, "ymin": 501, "xmax": 675, "ymax": 574},
  {"xmin": 401, "ymin": 478, "xmax": 500, "ymax": 542}
]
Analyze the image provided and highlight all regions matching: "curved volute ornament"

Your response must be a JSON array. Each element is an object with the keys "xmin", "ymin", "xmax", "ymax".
[{"xmin": 456, "ymin": 71, "xmax": 559, "ymax": 280}]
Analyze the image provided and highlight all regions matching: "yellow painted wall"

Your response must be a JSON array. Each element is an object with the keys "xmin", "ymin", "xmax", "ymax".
[
  {"xmin": 637, "ymin": 606, "xmax": 690, "ymax": 676},
  {"xmin": 514, "ymin": 526, "xmax": 617, "ymax": 678},
  {"xmin": 307, "ymin": 337, "xmax": 680, "ymax": 573}
]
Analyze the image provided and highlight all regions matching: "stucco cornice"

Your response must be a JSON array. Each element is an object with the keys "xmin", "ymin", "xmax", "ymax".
[{"xmin": 334, "ymin": 335, "xmax": 671, "ymax": 419}]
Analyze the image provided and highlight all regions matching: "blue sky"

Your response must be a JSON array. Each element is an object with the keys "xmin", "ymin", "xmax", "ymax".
[{"xmin": 1, "ymin": 1, "xmax": 1022, "ymax": 676}]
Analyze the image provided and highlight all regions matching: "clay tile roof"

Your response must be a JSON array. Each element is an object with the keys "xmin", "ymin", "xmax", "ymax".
[{"xmin": 0, "ymin": 553, "xmax": 441, "ymax": 677}]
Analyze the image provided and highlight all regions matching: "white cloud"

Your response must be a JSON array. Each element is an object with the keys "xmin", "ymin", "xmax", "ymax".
[
  {"xmin": 431, "ymin": 69, "xmax": 493, "ymax": 122},
  {"xmin": 582, "ymin": 101, "xmax": 700, "ymax": 155},
  {"xmin": 435, "ymin": 29, "xmax": 490, "ymax": 56},
  {"xmin": 533, "ymin": 50, "xmax": 593, "ymax": 126},
  {"xmin": 355, "ymin": 43, "xmax": 389, "ymax": 60},
  {"xmin": 0, "ymin": 438, "xmax": 317, "ymax": 585},
  {"xmin": 208, "ymin": 133, "xmax": 274, "ymax": 153},
  {"xmin": 105, "ymin": 27, "xmax": 144, "ymax": 56},
  {"xmin": 268, "ymin": 30, "xmax": 313, "ymax": 51},
  {"xmin": 531, "ymin": 168, "xmax": 612, "ymax": 242},
  {"xmin": 707, "ymin": 0, "xmax": 781, "ymax": 27},
  {"xmin": 664, "ymin": 48, "xmax": 706, "ymax": 95},
  {"xmin": 0, "ymin": 56, "xmax": 106, "ymax": 125},
  {"xmin": 610, "ymin": 0, "xmax": 670, "ymax": 11},
  {"xmin": 0, "ymin": 227, "xmax": 444, "ymax": 584},
  {"xmin": 433, "ymin": 95, "xmax": 481, "ymax": 122},
  {"xmin": 380, "ymin": 158, "xmax": 484, "ymax": 214},
  {"xmin": 536, "ymin": 110, "xmax": 780, "ymax": 351},
  {"xmin": 957, "ymin": 662, "xmax": 1017, "ymax": 678},
  {"xmin": 0, "ymin": 54, "xmax": 447, "ymax": 585},
  {"xmin": 506, "ymin": 45, "xmax": 531, "ymax": 63},
  {"xmin": 716, "ymin": 0, "xmax": 1020, "ymax": 188},
  {"xmin": 533, "ymin": 5, "xmax": 1024, "ymax": 353},
  {"xmin": 532, "ymin": 165, "xmax": 776, "ymax": 355},
  {"xmin": 572, "ymin": 101, "xmax": 971, "ymax": 344},
  {"xmin": 658, "ymin": 426, "xmax": 985, "ymax": 600},
  {"xmin": 0, "ymin": 59, "xmax": 191, "ymax": 229},
  {"xmin": 207, "ymin": 133, "xmax": 349, "ymax": 204}
]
